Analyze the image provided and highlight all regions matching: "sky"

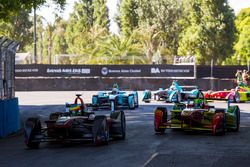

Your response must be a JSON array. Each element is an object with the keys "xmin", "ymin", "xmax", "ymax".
[{"xmin": 37, "ymin": 0, "xmax": 250, "ymax": 34}]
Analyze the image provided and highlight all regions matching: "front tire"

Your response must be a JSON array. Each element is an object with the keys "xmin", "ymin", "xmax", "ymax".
[
  {"xmin": 176, "ymin": 92, "xmax": 182, "ymax": 103},
  {"xmin": 234, "ymin": 92, "xmax": 240, "ymax": 103}
]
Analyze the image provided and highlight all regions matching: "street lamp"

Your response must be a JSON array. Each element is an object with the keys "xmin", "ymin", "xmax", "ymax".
[{"xmin": 33, "ymin": 0, "xmax": 37, "ymax": 64}]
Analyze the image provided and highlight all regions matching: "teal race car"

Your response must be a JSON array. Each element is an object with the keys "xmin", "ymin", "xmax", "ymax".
[
  {"xmin": 154, "ymin": 90, "xmax": 240, "ymax": 135},
  {"xmin": 92, "ymin": 84, "xmax": 139, "ymax": 111},
  {"xmin": 142, "ymin": 81, "xmax": 198, "ymax": 103}
]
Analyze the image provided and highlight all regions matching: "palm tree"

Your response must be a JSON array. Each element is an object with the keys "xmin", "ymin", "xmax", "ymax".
[{"xmin": 133, "ymin": 25, "xmax": 165, "ymax": 63}]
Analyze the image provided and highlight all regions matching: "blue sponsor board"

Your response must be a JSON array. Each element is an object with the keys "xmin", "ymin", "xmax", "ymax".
[{"xmin": 0, "ymin": 98, "xmax": 20, "ymax": 137}]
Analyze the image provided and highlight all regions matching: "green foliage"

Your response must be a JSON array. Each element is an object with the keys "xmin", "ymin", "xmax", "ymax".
[
  {"xmin": 65, "ymin": 1, "xmax": 94, "ymax": 55},
  {"xmin": 133, "ymin": 26, "xmax": 165, "ymax": 63},
  {"xmin": 52, "ymin": 18, "xmax": 68, "ymax": 56},
  {"xmin": 93, "ymin": 0, "xmax": 110, "ymax": 30},
  {"xmin": 119, "ymin": 0, "xmax": 139, "ymax": 37},
  {"xmin": 2, "ymin": 0, "xmax": 246, "ymax": 65},
  {"xmin": 178, "ymin": 0, "xmax": 235, "ymax": 65},
  {"xmin": 0, "ymin": 0, "xmax": 66, "ymax": 21},
  {"xmin": 233, "ymin": 7, "xmax": 250, "ymax": 65},
  {"xmin": 102, "ymin": 33, "xmax": 145, "ymax": 64},
  {"xmin": 121, "ymin": 0, "xmax": 183, "ymax": 57},
  {"xmin": 65, "ymin": 0, "xmax": 110, "ymax": 64},
  {"xmin": 0, "ymin": 9, "xmax": 32, "ymax": 51}
]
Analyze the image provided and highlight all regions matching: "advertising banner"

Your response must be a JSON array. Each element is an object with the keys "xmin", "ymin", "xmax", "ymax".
[{"xmin": 15, "ymin": 65, "xmax": 195, "ymax": 78}]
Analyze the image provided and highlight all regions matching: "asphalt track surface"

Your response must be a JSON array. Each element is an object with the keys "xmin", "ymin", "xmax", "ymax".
[{"xmin": 1, "ymin": 91, "xmax": 250, "ymax": 167}]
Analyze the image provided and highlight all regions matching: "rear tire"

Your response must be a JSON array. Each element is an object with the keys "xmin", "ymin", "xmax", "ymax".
[
  {"xmin": 128, "ymin": 95, "xmax": 135, "ymax": 110},
  {"xmin": 110, "ymin": 100, "xmax": 115, "ymax": 112},
  {"xmin": 120, "ymin": 111, "xmax": 126, "ymax": 140},
  {"xmin": 112, "ymin": 111, "xmax": 126, "ymax": 140},
  {"xmin": 231, "ymin": 107, "xmax": 240, "ymax": 132},
  {"xmin": 93, "ymin": 116, "xmax": 109, "ymax": 146},
  {"xmin": 92, "ymin": 95, "xmax": 99, "ymax": 110},
  {"xmin": 24, "ymin": 118, "xmax": 41, "ymax": 149},
  {"xmin": 213, "ymin": 116, "xmax": 225, "ymax": 136},
  {"xmin": 154, "ymin": 107, "xmax": 167, "ymax": 134},
  {"xmin": 135, "ymin": 93, "xmax": 139, "ymax": 108}
]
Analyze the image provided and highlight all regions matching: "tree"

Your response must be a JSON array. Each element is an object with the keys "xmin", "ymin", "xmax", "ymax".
[
  {"xmin": 65, "ymin": 0, "xmax": 111, "ymax": 64},
  {"xmin": 178, "ymin": 0, "xmax": 236, "ymax": 65},
  {"xmin": 0, "ymin": 0, "xmax": 66, "ymax": 21},
  {"xmin": 118, "ymin": 0, "xmax": 139, "ymax": 37},
  {"xmin": 102, "ymin": 33, "xmax": 143, "ymax": 64},
  {"xmin": 133, "ymin": 25, "xmax": 165, "ymax": 63},
  {"xmin": 65, "ymin": 0, "xmax": 94, "ymax": 55},
  {"xmin": 69, "ymin": 26, "xmax": 109, "ymax": 64},
  {"xmin": 93, "ymin": 0, "xmax": 110, "ymax": 30},
  {"xmin": 136, "ymin": 0, "xmax": 183, "ymax": 57},
  {"xmin": 52, "ymin": 18, "xmax": 68, "ymax": 57},
  {"xmin": 0, "ymin": 9, "xmax": 32, "ymax": 51},
  {"xmin": 233, "ymin": 7, "xmax": 250, "ymax": 65},
  {"xmin": 36, "ymin": 15, "xmax": 45, "ymax": 63}
]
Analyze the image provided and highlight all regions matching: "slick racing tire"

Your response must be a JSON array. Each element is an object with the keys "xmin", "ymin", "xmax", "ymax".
[
  {"xmin": 230, "ymin": 106, "xmax": 240, "ymax": 132},
  {"xmin": 93, "ymin": 116, "xmax": 109, "ymax": 146},
  {"xmin": 171, "ymin": 92, "xmax": 182, "ymax": 103},
  {"xmin": 235, "ymin": 107, "xmax": 240, "ymax": 131},
  {"xmin": 112, "ymin": 110, "xmax": 126, "ymax": 140},
  {"xmin": 135, "ymin": 93, "xmax": 139, "ymax": 108},
  {"xmin": 212, "ymin": 116, "xmax": 225, "ymax": 136},
  {"xmin": 24, "ymin": 118, "xmax": 41, "ymax": 149},
  {"xmin": 110, "ymin": 100, "xmax": 116, "ymax": 112},
  {"xmin": 154, "ymin": 107, "xmax": 167, "ymax": 134},
  {"xmin": 229, "ymin": 92, "xmax": 240, "ymax": 103},
  {"xmin": 234, "ymin": 92, "xmax": 240, "ymax": 103},
  {"xmin": 128, "ymin": 95, "xmax": 136, "ymax": 110},
  {"xmin": 119, "ymin": 111, "xmax": 126, "ymax": 140},
  {"xmin": 92, "ymin": 95, "xmax": 99, "ymax": 110},
  {"xmin": 176, "ymin": 92, "xmax": 182, "ymax": 103},
  {"xmin": 154, "ymin": 94, "xmax": 160, "ymax": 101}
]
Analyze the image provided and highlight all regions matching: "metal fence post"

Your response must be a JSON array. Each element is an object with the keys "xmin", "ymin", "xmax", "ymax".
[
  {"xmin": 0, "ymin": 38, "xmax": 2, "ymax": 99},
  {"xmin": 0, "ymin": 37, "xmax": 8, "ymax": 100},
  {"xmin": 0, "ymin": 37, "xmax": 19, "ymax": 100}
]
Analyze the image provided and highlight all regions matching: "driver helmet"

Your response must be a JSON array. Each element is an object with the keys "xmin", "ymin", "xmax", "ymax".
[{"xmin": 112, "ymin": 88, "xmax": 119, "ymax": 94}]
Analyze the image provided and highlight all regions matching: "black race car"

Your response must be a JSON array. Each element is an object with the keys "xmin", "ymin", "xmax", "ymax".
[{"xmin": 24, "ymin": 94, "xmax": 126, "ymax": 149}]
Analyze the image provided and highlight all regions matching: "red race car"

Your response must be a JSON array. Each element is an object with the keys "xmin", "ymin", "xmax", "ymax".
[
  {"xmin": 24, "ymin": 94, "xmax": 126, "ymax": 149},
  {"xmin": 203, "ymin": 88, "xmax": 240, "ymax": 103}
]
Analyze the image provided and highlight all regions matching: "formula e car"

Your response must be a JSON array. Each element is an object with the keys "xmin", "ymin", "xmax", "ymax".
[
  {"xmin": 204, "ymin": 85, "xmax": 250, "ymax": 103},
  {"xmin": 92, "ymin": 84, "xmax": 139, "ymax": 111},
  {"xmin": 154, "ymin": 90, "xmax": 240, "ymax": 135},
  {"xmin": 142, "ymin": 81, "xmax": 198, "ymax": 103},
  {"xmin": 24, "ymin": 94, "xmax": 126, "ymax": 149}
]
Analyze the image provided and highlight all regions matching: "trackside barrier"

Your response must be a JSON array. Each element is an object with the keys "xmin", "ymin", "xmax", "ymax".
[
  {"xmin": 0, "ymin": 98, "xmax": 20, "ymax": 137},
  {"xmin": 0, "ymin": 37, "xmax": 20, "ymax": 137}
]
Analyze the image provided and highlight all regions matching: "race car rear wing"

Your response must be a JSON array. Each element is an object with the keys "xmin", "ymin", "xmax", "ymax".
[{"xmin": 180, "ymin": 85, "xmax": 198, "ymax": 91}]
